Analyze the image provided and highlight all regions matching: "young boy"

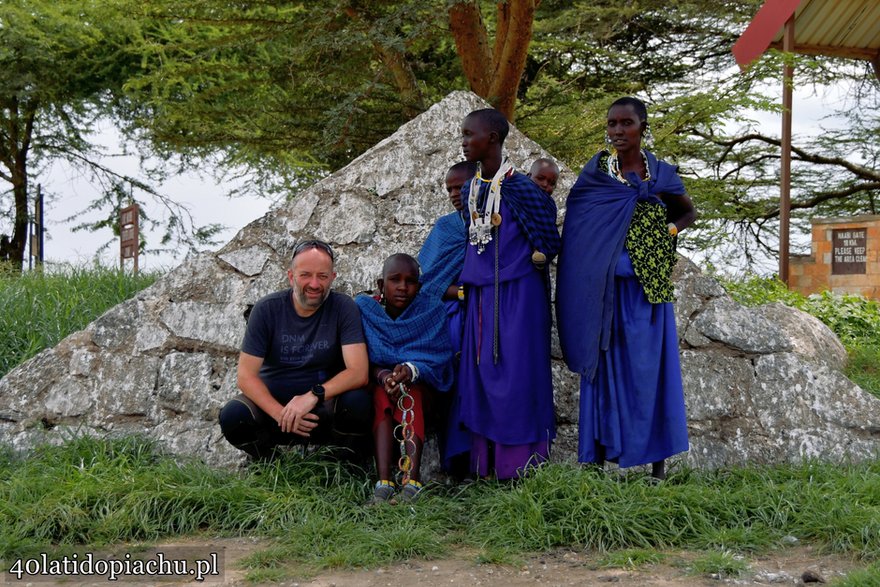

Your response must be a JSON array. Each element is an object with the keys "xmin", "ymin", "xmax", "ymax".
[
  {"xmin": 454, "ymin": 108, "xmax": 561, "ymax": 480},
  {"xmin": 418, "ymin": 161, "xmax": 478, "ymax": 302},
  {"xmin": 527, "ymin": 158, "xmax": 560, "ymax": 196},
  {"xmin": 356, "ymin": 254, "xmax": 454, "ymax": 504}
]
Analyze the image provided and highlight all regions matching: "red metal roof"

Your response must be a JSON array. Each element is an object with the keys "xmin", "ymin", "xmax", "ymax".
[{"xmin": 733, "ymin": 0, "xmax": 880, "ymax": 73}]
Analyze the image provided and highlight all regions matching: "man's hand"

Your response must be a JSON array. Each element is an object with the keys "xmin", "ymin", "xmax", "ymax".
[{"xmin": 277, "ymin": 392, "xmax": 320, "ymax": 436}]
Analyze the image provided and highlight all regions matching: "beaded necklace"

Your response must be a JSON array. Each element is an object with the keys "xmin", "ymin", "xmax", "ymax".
[
  {"xmin": 607, "ymin": 149, "xmax": 651, "ymax": 185},
  {"xmin": 467, "ymin": 159, "xmax": 514, "ymax": 254}
]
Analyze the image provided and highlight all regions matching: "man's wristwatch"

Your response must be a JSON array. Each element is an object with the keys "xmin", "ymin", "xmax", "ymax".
[{"xmin": 310, "ymin": 384, "xmax": 325, "ymax": 404}]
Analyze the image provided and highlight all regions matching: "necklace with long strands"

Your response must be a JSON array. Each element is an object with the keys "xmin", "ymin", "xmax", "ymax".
[
  {"xmin": 468, "ymin": 159, "xmax": 514, "ymax": 254},
  {"xmin": 607, "ymin": 148, "xmax": 651, "ymax": 185}
]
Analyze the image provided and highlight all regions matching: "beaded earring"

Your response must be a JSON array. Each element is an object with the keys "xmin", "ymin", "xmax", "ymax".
[
  {"xmin": 642, "ymin": 124, "xmax": 655, "ymax": 149},
  {"xmin": 605, "ymin": 134, "xmax": 613, "ymax": 149}
]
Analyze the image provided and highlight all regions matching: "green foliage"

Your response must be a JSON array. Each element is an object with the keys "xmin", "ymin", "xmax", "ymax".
[
  {"xmin": 6, "ymin": 441, "xmax": 879, "ymax": 582},
  {"xmin": 800, "ymin": 292, "xmax": 880, "ymax": 346},
  {"xmin": 721, "ymin": 275, "xmax": 807, "ymax": 308},
  {"xmin": 124, "ymin": 0, "xmax": 454, "ymax": 178},
  {"xmin": 845, "ymin": 345, "xmax": 880, "ymax": 401},
  {"xmin": 0, "ymin": 264, "xmax": 158, "ymax": 378}
]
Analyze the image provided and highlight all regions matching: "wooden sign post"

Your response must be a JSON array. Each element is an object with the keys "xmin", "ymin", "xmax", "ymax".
[{"xmin": 119, "ymin": 204, "xmax": 139, "ymax": 274}]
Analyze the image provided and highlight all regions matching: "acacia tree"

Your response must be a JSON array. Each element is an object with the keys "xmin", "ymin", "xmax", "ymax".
[
  {"xmin": 0, "ymin": 1, "xmax": 129, "ymax": 267},
  {"xmin": 0, "ymin": 0, "xmax": 222, "ymax": 270},
  {"xmin": 448, "ymin": 0, "xmax": 538, "ymax": 119},
  {"xmin": 123, "ymin": 0, "xmax": 878, "ymax": 270}
]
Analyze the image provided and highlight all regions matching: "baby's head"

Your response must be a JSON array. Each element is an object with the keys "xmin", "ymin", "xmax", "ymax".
[
  {"xmin": 378, "ymin": 253, "xmax": 421, "ymax": 318},
  {"xmin": 528, "ymin": 158, "xmax": 560, "ymax": 196}
]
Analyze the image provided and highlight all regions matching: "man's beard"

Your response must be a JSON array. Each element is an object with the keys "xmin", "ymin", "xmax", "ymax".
[{"xmin": 293, "ymin": 282, "xmax": 330, "ymax": 309}]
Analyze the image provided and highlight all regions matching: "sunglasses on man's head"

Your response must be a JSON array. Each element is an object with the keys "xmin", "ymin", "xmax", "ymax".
[{"xmin": 292, "ymin": 239, "xmax": 335, "ymax": 263}]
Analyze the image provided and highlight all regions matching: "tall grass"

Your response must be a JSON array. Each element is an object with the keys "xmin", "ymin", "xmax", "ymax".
[
  {"xmin": 1, "ymin": 437, "xmax": 878, "ymax": 577},
  {"xmin": 0, "ymin": 264, "xmax": 158, "ymax": 378}
]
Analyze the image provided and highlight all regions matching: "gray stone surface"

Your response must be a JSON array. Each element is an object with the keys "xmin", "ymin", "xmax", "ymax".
[{"xmin": 1, "ymin": 91, "xmax": 879, "ymax": 471}]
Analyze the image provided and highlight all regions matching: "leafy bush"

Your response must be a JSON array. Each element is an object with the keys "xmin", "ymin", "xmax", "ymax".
[
  {"xmin": 0, "ymin": 264, "xmax": 159, "ymax": 378},
  {"xmin": 722, "ymin": 275, "xmax": 807, "ymax": 308},
  {"xmin": 800, "ymin": 292, "xmax": 880, "ymax": 345}
]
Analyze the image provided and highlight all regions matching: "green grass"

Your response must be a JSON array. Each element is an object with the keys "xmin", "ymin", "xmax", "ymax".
[
  {"xmin": 834, "ymin": 562, "xmax": 880, "ymax": 586},
  {"xmin": 0, "ymin": 264, "xmax": 158, "ymax": 378},
  {"xmin": 1, "ymin": 437, "xmax": 879, "ymax": 580},
  {"xmin": 846, "ymin": 345, "xmax": 880, "ymax": 399}
]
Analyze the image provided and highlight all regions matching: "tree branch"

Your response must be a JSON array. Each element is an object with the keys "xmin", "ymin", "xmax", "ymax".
[
  {"xmin": 487, "ymin": 0, "xmax": 536, "ymax": 119},
  {"xmin": 758, "ymin": 182, "xmax": 880, "ymax": 220},
  {"xmin": 448, "ymin": 0, "xmax": 492, "ymax": 97},
  {"xmin": 694, "ymin": 130, "xmax": 880, "ymax": 182},
  {"xmin": 372, "ymin": 42, "xmax": 424, "ymax": 118}
]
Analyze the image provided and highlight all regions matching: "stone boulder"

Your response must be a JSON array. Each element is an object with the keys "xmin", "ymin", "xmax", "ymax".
[{"xmin": 1, "ymin": 91, "xmax": 879, "ymax": 471}]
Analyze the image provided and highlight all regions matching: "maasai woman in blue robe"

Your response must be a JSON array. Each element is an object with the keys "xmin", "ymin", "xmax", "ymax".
[
  {"xmin": 556, "ymin": 97, "xmax": 696, "ymax": 480},
  {"xmin": 455, "ymin": 108, "xmax": 561, "ymax": 480},
  {"xmin": 418, "ymin": 161, "xmax": 477, "ymax": 469}
]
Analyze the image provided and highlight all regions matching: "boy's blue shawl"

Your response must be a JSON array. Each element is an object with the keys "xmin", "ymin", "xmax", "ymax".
[
  {"xmin": 418, "ymin": 211, "xmax": 467, "ymax": 298},
  {"xmin": 555, "ymin": 150, "xmax": 685, "ymax": 380},
  {"xmin": 355, "ymin": 291, "xmax": 454, "ymax": 392}
]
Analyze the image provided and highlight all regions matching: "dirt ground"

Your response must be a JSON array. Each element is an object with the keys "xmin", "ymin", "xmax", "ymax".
[
  {"xmin": 284, "ymin": 546, "xmax": 859, "ymax": 587},
  {"xmin": 18, "ymin": 538, "xmax": 864, "ymax": 586}
]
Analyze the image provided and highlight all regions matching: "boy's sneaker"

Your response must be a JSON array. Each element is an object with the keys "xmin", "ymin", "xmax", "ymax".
[
  {"xmin": 399, "ymin": 480, "xmax": 423, "ymax": 503},
  {"xmin": 369, "ymin": 481, "xmax": 396, "ymax": 505}
]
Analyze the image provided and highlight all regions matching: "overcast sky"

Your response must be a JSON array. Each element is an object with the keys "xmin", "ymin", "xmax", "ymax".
[{"xmin": 33, "ymin": 83, "xmax": 850, "ymax": 273}]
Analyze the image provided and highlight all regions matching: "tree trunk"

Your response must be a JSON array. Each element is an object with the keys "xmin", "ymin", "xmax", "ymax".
[
  {"xmin": 448, "ymin": 0, "xmax": 538, "ymax": 121},
  {"xmin": 448, "ymin": 0, "xmax": 492, "ymax": 97},
  {"xmin": 0, "ymin": 98, "xmax": 35, "ymax": 272}
]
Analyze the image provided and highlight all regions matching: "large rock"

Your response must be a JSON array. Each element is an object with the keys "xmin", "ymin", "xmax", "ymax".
[{"xmin": 2, "ymin": 91, "xmax": 879, "ymax": 470}]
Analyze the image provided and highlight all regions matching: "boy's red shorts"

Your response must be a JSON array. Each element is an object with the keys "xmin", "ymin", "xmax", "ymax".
[{"xmin": 372, "ymin": 382, "xmax": 427, "ymax": 441}]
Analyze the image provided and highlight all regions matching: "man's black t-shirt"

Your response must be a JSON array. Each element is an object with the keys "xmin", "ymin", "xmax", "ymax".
[{"xmin": 241, "ymin": 290, "xmax": 365, "ymax": 402}]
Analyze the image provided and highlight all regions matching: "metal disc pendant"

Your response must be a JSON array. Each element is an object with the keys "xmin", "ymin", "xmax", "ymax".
[{"xmin": 491, "ymin": 213, "xmax": 502, "ymax": 226}]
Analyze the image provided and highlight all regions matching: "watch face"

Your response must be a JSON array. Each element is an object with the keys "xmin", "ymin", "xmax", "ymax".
[{"xmin": 313, "ymin": 384, "xmax": 325, "ymax": 398}]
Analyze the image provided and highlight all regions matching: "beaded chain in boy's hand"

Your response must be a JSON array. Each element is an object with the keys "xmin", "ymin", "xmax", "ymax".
[{"xmin": 393, "ymin": 382, "xmax": 416, "ymax": 487}]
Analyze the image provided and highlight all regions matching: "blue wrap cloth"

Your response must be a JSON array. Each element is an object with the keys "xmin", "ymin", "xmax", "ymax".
[
  {"xmin": 355, "ymin": 291, "xmax": 455, "ymax": 392},
  {"xmin": 418, "ymin": 211, "xmax": 467, "ymax": 298},
  {"xmin": 556, "ymin": 150, "xmax": 686, "ymax": 380}
]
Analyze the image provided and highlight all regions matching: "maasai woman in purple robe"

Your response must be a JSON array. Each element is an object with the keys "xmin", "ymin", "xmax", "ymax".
[
  {"xmin": 556, "ymin": 97, "xmax": 696, "ymax": 480},
  {"xmin": 455, "ymin": 108, "xmax": 561, "ymax": 480}
]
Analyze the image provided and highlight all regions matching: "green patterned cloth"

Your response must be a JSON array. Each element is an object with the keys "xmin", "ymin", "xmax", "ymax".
[{"xmin": 624, "ymin": 201, "xmax": 676, "ymax": 304}]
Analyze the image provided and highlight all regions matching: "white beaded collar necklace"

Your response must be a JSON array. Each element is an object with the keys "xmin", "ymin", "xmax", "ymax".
[
  {"xmin": 607, "ymin": 149, "xmax": 651, "ymax": 185},
  {"xmin": 467, "ymin": 159, "xmax": 514, "ymax": 254}
]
